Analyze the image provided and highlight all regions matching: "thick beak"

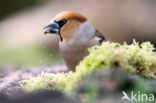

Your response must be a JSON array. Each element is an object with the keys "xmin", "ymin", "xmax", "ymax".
[{"xmin": 43, "ymin": 22, "xmax": 59, "ymax": 35}]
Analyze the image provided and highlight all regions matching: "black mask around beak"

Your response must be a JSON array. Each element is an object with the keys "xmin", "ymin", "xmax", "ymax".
[{"xmin": 43, "ymin": 22, "xmax": 60, "ymax": 35}]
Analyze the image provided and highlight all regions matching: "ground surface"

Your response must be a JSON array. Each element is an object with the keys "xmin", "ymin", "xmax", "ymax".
[{"xmin": 0, "ymin": 63, "xmax": 67, "ymax": 94}]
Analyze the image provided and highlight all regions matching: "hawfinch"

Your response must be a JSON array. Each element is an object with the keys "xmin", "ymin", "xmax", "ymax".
[{"xmin": 44, "ymin": 11, "xmax": 105, "ymax": 71}]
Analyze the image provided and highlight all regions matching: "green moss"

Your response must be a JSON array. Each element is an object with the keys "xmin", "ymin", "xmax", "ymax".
[
  {"xmin": 77, "ymin": 41, "xmax": 156, "ymax": 77},
  {"xmin": 20, "ymin": 41, "xmax": 156, "ymax": 92},
  {"xmin": 20, "ymin": 71, "xmax": 76, "ymax": 92},
  {"xmin": 20, "ymin": 72, "xmax": 50, "ymax": 91}
]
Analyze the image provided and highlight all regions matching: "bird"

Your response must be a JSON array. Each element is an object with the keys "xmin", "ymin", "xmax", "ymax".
[{"xmin": 44, "ymin": 11, "xmax": 105, "ymax": 71}]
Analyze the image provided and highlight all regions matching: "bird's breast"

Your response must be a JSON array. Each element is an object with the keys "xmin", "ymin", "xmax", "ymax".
[
  {"xmin": 59, "ymin": 41, "xmax": 89, "ymax": 71},
  {"xmin": 59, "ymin": 39, "xmax": 100, "ymax": 71}
]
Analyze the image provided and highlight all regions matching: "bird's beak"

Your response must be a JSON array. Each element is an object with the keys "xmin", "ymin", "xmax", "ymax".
[{"xmin": 43, "ymin": 22, "xmax": 59, "ymax": 35}]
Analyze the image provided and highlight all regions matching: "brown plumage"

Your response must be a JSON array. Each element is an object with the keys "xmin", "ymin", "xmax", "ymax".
[
  {"xmin": 44, "ymin": 11, "xmax": 105, "ymax": 71},
  {"xmin": 54, "ymin": 11, "xmax": 87, "ymax": 23}
]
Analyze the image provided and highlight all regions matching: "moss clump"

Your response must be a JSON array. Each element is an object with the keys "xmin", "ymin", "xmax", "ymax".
[
  {"xmin": 76, "ymin": 41, "xmax": 156, "ymax": 78},
  {"xmin": 20, "ymin": 71, "xmax": 75, "ymax": 92},
  {"xmin": 20, "ymin": 41, "xmax": 156, "ymax": 92}
]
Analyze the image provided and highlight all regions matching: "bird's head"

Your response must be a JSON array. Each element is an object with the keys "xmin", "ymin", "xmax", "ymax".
[{"xmin": 44, "ymin": 11, "xmax": 96, "ymax": 45}]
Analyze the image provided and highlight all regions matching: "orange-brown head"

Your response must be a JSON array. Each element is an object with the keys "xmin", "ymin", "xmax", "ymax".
[
  {"xmin": 54, "ymin": 11, "xmax": 87, "ymax": 23},
  {"xmin": 44, "ymin": 11, "xmax": 97, "ymax": 44}
]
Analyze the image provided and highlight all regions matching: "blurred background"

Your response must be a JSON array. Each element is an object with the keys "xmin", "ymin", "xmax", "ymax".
[{"xmin": 0, "ymin": 0, "xmax": 156, "ymax": 69}]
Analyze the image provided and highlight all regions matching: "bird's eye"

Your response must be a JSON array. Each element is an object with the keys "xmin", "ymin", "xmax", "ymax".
[{"xmin": 57, "ymin": 19, "xmax": 68, "ymax": 28}]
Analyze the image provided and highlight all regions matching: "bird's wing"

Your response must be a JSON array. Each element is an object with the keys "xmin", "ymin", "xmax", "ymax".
[{"xmin": 95, "ymin": 30, "xmax": 105, "ymax": 44}]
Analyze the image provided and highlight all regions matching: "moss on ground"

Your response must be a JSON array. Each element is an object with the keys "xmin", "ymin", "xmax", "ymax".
[{"xmin": 20, "ymin": 41, "xmax": 156, "ymax": 92}]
